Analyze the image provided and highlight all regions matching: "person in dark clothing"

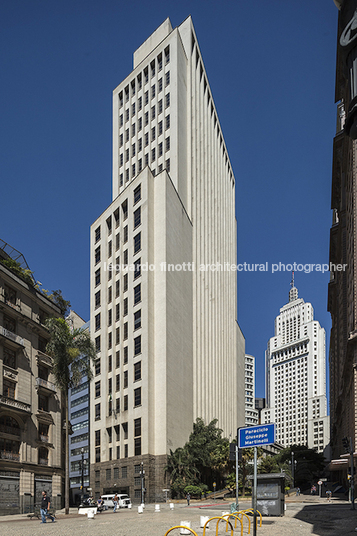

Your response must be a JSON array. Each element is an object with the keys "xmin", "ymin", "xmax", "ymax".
[{"xmin": 40, "ymin": 491, "xmax": 55, "ymax": 523}]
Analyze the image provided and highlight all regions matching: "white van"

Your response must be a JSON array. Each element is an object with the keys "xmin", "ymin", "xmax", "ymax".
[{"xmin": 101, "ymin": 494, "xmax": 132, "ymax": 509}]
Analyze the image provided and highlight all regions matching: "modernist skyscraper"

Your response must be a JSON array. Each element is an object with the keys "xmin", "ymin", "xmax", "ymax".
[
  {"xmin": 262, "ymin": 280, "xmax": 329, "ymax": 453},
  {"xmin": 90, "ymin": 17, "xmax": 245, "ymax": 501}
]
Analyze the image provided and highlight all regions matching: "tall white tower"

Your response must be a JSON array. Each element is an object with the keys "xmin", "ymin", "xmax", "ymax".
[
  {"xmin": 245, "ymin": 355, "xmax": 258, "ymax": 426},
  {"xmin": 89, "ymin": 16, "xmax": 245, "ymax": 502},
  {"xmin": 262, "ymin": 278, "xmax": 329, "ymax": 453}
]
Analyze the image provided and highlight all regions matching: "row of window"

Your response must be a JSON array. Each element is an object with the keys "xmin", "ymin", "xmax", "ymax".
[
  {"xmin": 120, "ymin": 86, "xmax": 170, "ymax": 127},
  {"xmin": 119, "ymin": 47, "xmax": 170, "ymax": 106}
]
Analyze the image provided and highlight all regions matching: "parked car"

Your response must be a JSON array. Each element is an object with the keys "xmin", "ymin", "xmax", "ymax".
[{"xmin": 101, "ymin": 494, "xmax": 131, "ymax": 508}]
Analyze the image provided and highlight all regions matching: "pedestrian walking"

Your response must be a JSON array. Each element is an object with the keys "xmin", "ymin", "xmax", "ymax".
[
  {"xmin": 296, "ymin": 487, "xmax": 300, "ymax": 496},
  {"xmin": 40, "ymin": 491, "xmax": 55, "ymax": 523},
  {"xmin": 326, "ymin": 490, "xmax": 332, "ymax": 502},
  {"xmin": 186, "ymin": 493, "xmax": 191, "ymax": 506},
  {"xmin": 113, "ymin": 493, "xmax": 119, "ymax": 512}
]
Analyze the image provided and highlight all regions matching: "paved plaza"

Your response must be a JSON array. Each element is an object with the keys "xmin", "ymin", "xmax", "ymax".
[{"xmin": 1, "ymin": 496, "xmax": 357, "ymax": 536}]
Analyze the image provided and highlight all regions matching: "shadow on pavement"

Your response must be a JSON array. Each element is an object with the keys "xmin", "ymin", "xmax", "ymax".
[{"xmin": 294, "ymin": 502, "xmax": 357, "ymax": 536}]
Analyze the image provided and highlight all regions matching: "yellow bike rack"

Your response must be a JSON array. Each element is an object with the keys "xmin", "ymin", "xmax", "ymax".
[
  {"xmin": 228, "ymin": 511, "xmax": 252, "ymax": 534},
  {"xmin": 220, "ymin": 513, "xmax": 244, "ymax": 536},
  {"xmin": 164, "ymin": 526, "xmax": 198, "ymax": 536},
  {"xmin": 202, "ymin": 515, "xmax": 234, "ymax": 536},
  {"xmin": 243, "ymin": 508, "xmax": 262, "ymax": 529}
]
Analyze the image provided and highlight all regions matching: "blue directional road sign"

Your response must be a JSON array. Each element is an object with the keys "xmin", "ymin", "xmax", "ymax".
[{"xmin": 238, "ymin": 423, "xmax": 275, "ymax": 448}]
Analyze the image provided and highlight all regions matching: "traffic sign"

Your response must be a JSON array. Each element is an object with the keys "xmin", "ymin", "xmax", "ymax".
[{"xmin": 238, "ymin": 423, "xmax": 275, "ymax": 448}]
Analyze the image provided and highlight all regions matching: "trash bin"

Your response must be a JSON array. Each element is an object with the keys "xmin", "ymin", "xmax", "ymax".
[{"xmin": 249, "ymin": 473, "xmax": 285, "ymax": 516}]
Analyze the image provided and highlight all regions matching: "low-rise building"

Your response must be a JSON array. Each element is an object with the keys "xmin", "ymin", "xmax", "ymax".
[{"xmin": 0, "ymin": 240, "xmax": 63, "ymax": 514}]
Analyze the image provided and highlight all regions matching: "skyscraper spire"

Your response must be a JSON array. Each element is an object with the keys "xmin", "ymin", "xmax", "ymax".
[{"xmin": 289, "ymin": 271, "xmax": 298, "ymax": 302}]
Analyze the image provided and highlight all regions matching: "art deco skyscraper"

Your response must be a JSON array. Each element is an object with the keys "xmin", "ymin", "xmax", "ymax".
[
  {"xmin": 262, "ymin": 280, "xmax": 329, "ymax": 453},
  {"xmin": 90, "ymin": 17, "xmax": 245, "ymax": 502}
]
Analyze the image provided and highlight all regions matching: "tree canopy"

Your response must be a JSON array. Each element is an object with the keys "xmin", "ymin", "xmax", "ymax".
[{"xmin": 166, "ymin": 418, "xmax": 230, "ymax": 498}]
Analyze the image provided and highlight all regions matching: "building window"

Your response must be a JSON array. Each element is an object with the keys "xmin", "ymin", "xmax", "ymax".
[
  {"xmin": 151, "ymin": 148, "xmax": 156, "ymax": 162},
  {"xmin": 134, "ymin": 284, "xmax": 141, "ymax": 304},
  {"xmin": 116, "ymin": 303, "xmax": 120, "ymax": 322},
  {"xmin": 151, "ymin": 105, "xmax": 156, "ymax": 120},
  {"xmin": 134, "ymin": 361, "xmax": 141, "ymax": 382},
  {"xmin": 123, "ymin": 298, "xmax": 128, "ymax": 317},
  {"xmin": 124, "ymin": 370, "xmax": 128, "ymax": 389},
  {"xmin": 166, "ymin": 158, "xmax": 170, "ymax": 172},
  {"xmin": 134, "ymin": 335, "xmax": 141, "ymax": 356},
  {"xmin": 116, "ymin": 398, "xmax": 120, "ymax": 414},
  {"xmin": 134, "ymin": 233, "xmax": 141, "ymax": 254},
  {"xmin": 133, "ymin": 207, "xmax": 141, "ymax": 229},
  {"xmin": 3, "ymin": 379, "xmax": 15, "ymax": 399},
  {"xmin": 95, "ymin": 359, "xmax": 101, "ymax": 375},
  {"xmin": 134, "ymin": 437, "xmax": 141, "ymax": 456},
  {"xmin": 158, "ymin": 78, "xmax": 163, "ymax": 92},
  {"xmin": 95, "ymin": 403, "xmax": 101, "ymax": 420},
  {"xmin": 95, "ymin": 313, "xmax": 101, "ymax": 332},
  {"xmin": 116, "ymin": 445, "xmax": 120, "ymax": 459},
  {"xmin": 95, "ymin": 226, "xmax": 101, "ymax": 243},
  {"xmin": 95, "ymin": 429, "xmax": 101, "ymax": 446},
  {"xmin": 158, "ymin": 142, "xmax": 163, "ymax": 157},
  {"xmin": 134, "ymin": 184, "xmax": 141, "ymax": 205},
  {"xmin": 134, "ymin": 387, "xmax": 141, "ymax": 407},
  {"xmin": 158, "ymin": 120, "xmax": 163, "ymax": 135},
  {"xmin": 138, "ymin": 96, "xmax": 142, "ymax": 110},
  {"xmin": 166, "ymin": 114, "xmax": 170, "ymax": 129},
  {"xmin": 95, "ymin": 290, "xmax": 101, "ymax": 308},
  {"xmin": 152, "ymin": 126, "xmax": 156, "ymax": 141},
  {"xmin": 116, "ymin": 374, "xmax": 120, "ymax": 391},
  {"xmin": 145, "ymin": 132, "xmax": 149, "ymax": 147},
  {"xmin": 108, "ymin": 332, "xmax": 112, "ymax": 349},
  {"xmin": 3, "ymin": 347, "xmax": 16, "ymax": 369},
  {"xmin": 134, "ymin": 258, "xmax": 141, "ymax": 279},
  {"xmin": 138, "ymin": 117, "xmax": 142, "ymax": 131},
  {"xmin": 95, "ymin": 336, "xmax": 100, "ymax": 352},
  {"xmin": 116, "ymin": 280, "xmax": 120, "ymax": 298},
  {"xmin": 108, "ymin": 354, "xmax": 112, "ymax": 372},
  {"xmin": 165, "ymin": 93, "xmax": 170, "ymax": 108},
  {"xmin": 145, "ymin": 111, "xmax": 148, "ymax": 125},
  {"xmin": 165, "ymin": 46, "xmax": 170, "ymax": 64},
  {"xmin": 158, "ymin": 99, "xmax": 163, "ymax": 114},
  {"xmin": 123, "ymin": 273, "xmax": 128, "ymax": 292},
  {"xmin": 95, "ymin": 381, "xmax": 101, "ymax": 398},
  {"xmin": 123, "ymin": 346, "xmax": 128, "ymax": 364},
  {"xmin": 124, "ymin": 394, "xmax": 128, "ymax": 411},
  {"xmin": 95, "ymin": 447, "xmax": 100, "ymax": 463},
  {"xmin": 165, "ymin": 136, "xmax": 170, "ymax": 151},
  {"xmin": 116, "ymin": 350, "xmax": 120, "ymax": 368},
  {"xmin": 124, "ymin": 444, "xmax": 128, "ymax": 458},
  {"xmin": 134, "ymin": 310, "xmax": 141, "ymax": 330},
  {"xmin": 165, "ymin": 71, "xmax": 170, "ymax": 86},
  {"xmin": 151, "ymin": 85, "xmax": 155, "ymax": 99},
  {"xmin": 123, "ymin": 322, "xmax": 128, "ymax": 340},
  {"xmin": 95, "ymin": 247, "xmax": 101, "ymax": 265}
]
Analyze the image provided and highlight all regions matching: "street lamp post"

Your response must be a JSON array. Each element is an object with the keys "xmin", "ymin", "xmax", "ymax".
[
  {"xmin": 81, "ymin": 447, "xmax": 84, "ymax": 505},
  {"xmin": 291, "ymin": 451, "xmax": 295, "ymax": 489},
  {"xmin": 140, "ymin": 462, "xmax": 145, "ymax": 505}
]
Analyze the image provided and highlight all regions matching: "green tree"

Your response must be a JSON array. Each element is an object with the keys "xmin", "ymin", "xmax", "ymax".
[
  {"xmin": 166, "ymin": 418, "xmax": 229, "ymax": 497},
  {"xmin": 45, "ymin": 317, "xmax": 96, "ymax": 514},
  {"xmin": 165, "ymin": 447, "xmax": 199, "ymax": 497}
]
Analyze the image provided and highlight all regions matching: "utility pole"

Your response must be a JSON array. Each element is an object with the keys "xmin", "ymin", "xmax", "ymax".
[
  {"xmin": 140, "ymin": 462, "xmax": 145, "ymax": 505},
  {"xmin": 235, "ymin": 445, "xmax": 239, "ymax": 511},
  {"xmin": 81, "ymin": 447, "xmax": 84, "ymax": 505}
]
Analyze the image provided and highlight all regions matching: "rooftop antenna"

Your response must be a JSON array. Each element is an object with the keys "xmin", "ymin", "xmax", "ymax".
[{"xmin": 291, "ymin": 271, "xmax": 295, "ymax": 288}]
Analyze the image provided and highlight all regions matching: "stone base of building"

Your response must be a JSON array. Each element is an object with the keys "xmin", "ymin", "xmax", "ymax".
[
  {"xmin": 90, "ymin": 453, "xmax": 169, "ymax": 504},
  {"xmin": 0, "ymin": 465, "xmax": 63, "ymax": 515}
]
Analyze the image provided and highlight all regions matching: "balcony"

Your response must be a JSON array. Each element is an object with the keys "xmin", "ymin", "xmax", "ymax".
[
  {"xmin": 0, "ymin": 451, "xmax": 20, "ymax": 461},
  {"xmin": 0, "ymin": 424, "xmax": 21, "ymax": 436},
  {"xmin": 39, "ymin": 458, "xmax": 49, "ymax": 465},
  {"xmin": 36, "ymin": 351, "xmax": 53, "ymax": 368},
  {"xmin": 36, "ymin": 377, "xmax": 56, "ymax": 393},
  {"xmin": 0, "ymin": 395, "xmax": 31, "ymax": 414},
  {"xmin": 38, "ymin": 434, "xmax": 49, "ymax": 443},
  {"xmin": 0, "ymin": 325, "xmax": 24, "ymax": 347}
]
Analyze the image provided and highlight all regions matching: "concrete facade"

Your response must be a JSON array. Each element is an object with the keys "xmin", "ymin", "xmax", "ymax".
[
  {"xmin": 262, "ymin": 282, "xmax": 329, "ymax": 453},
  {"xmin": 90, "ymin": 17, "xmax": 245, "ymax": 502},
  {"xmin": 0, "ymin": 242, "xmax": 63, "ymax": 515}
]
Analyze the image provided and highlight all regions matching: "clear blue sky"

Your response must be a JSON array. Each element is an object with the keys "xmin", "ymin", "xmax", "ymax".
[{"xmin": 0, "ymin": 0, "xmax": 338, "ymax": 400}]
